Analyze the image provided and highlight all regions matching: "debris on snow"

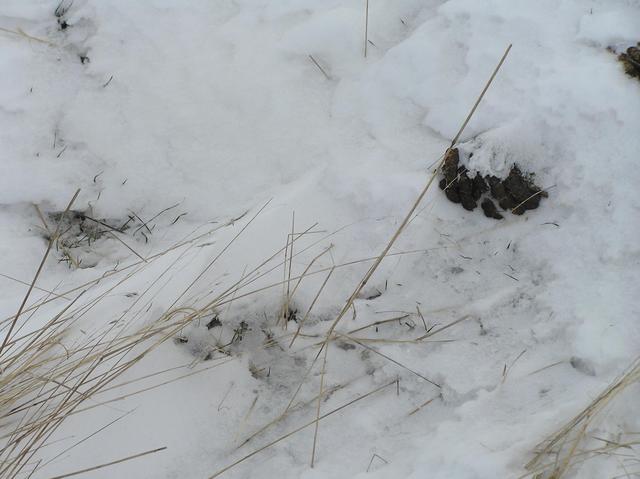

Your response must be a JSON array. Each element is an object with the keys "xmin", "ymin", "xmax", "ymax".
[
  {"xmin": 438, "ymin": 148, "xmax": 548, "ymax": 219},
  {"xmin": 618, "ymin": 43, "xmax": 640, "ymax": 80}
]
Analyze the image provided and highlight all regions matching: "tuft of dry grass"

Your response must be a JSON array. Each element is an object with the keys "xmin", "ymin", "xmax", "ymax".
[
  {"xmin": 0, "ymin": 198, "xmax": 293, "ymax": 478},
  {"xmin": 525, "ymin": 357, "xmax": 640, "ymax": 479},
  {"xmin": 2, "ymin": 195, "xmax": 423, "ymax": 477}
]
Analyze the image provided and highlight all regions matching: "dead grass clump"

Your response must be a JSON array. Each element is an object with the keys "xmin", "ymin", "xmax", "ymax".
[
  {"xmin": 525, "ymin": 358, "xmax": 640, "ymax": 479},
  {"xmin": 0, "ymin": 196, "xmax": 277, "ymax": 478}
]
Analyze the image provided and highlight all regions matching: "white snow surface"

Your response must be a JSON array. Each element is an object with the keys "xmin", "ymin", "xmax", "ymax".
[{"xmin": 1, "ymin": 0, "xmax": 639, "ymax": 478}]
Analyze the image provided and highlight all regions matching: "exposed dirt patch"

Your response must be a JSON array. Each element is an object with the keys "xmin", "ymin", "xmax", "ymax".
[
  {"xmin": 48, "ymin": 210, "xmax": 124, "ymax": 242},
  {"xmin": 42, "ymin": 209, "xmax": 128, "ymax": 268},
  {"xmin": 438, "ymin": 148, "xmax": 547, "ymax": 219}
]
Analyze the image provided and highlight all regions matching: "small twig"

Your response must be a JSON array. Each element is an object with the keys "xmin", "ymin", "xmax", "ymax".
[
  {"xmin": 0, "ymin": 27, "xmax": 53, "ymax": 46},
  {"xmin": 450, "ymin": 44, "xmax": 512, "ymax": 146},
  {"xmin": 129, "ymin": 210, "xmax": 152, "ymax": 235},
  {"xmin": 36, "ymin": 410, "xmax": 135, "ymax": 471},
  {"xmin": 366, "ymin": 453, "xmax": 388, "ymax": 472},
  {"xmin": 218, "ymin": 382, "xmax": 234, "ymax": 411},
  {"xmin": 55, "ymin": 0, "xmax": 74, "ymax": 18},
  {"xmin": 278, "ymin": 224, "xmax": 291, "ymax": 327},
  {"xmin": 121, "ymin": 202, "xmax": 179, "ymax": 230},
  {"xmin": 310, "ymin": 343, "xmax": 329, "ymax": 467},
  {"xmin": 279, "ymin": 212, "xmax": 297, "ymax": 328},
  {"xmin": 106, "ymin": 231, "xmax": 146, "ymax": 262},
  {"xmin": 209, "ymin": 380, "xmax": 396, "ymax": 478},
  {"xmin": 0, "ymin": 273, "xmax": 71, "ymax": 301},
  {"xmin": 56, "ymin": 146, "xmax": 68, "ymax": 158},
  {"xmin": 416, "ymin": 305, "xmax": 427, "ymax": 332},
  {"xmin": 347, "ymin": 315, "xmax": 409, "ymax": 335},
  {"xmin": 364, "ymin": 0, "xmax": 369, "ymax": 58},
  {"xmin": 285, "ymin": 212, "xmax": 295, "ymax": 321},
  {"xmin": 289, "ymin": 267, "xmax": 335, "ymax": 348},
  {"xmin": 289, "ymin": 243, "xmax": 331, "ymax": 300},
  {"xmin": 408, "ymin": 394, "xmax": 439, "ymax": 416},
  {"xmin": 46, "ymin": 446, "xmax": 167, "ymax": 479},
  {"xmin": 82, "ymin": 214, "xmax": 146, "ymax": 261},
  {"xmin": 525, "ymin": 360, "xmax": 565, "ymax": 377},
  {"xmin": 340, "ymin": 333, "xmax": 440, "ymax": 388},
  {"xmin": 235, "ymin": 395, "xmax": 258, "ymax": 443},
  {"xmin": 308, "ymin": 55, "xmax": 331, "ymax": 80},
  {"xmin": 102, "ymin": 75, "xmax": 113, "ymax": 88},
  {"xmin": 33, "ymin": 205, "xmax": 51, "ymax": 235},
  {"xmin": 416, "ymin": 315, "xmax": 470, "ymax": 341},
  {"xmin": 502, "ymin": 349, "xmax": 527, "ymax": 383},
  {"xmin": 171, "ymin": 213, "xmax": 187, "ymax": 225},
  {"xmin": 82, "ymin": 215, "xmax": 124, "ymax": 233}
]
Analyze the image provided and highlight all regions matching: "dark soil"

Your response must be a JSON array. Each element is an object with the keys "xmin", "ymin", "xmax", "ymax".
[
  {"xmin": 42, "ymin": 209, "xmax": 130, "ymax": 268},
  {"xmin": 438, "ymin": 148, "xmax": 547, "ymax": 219},
  {"xmin": 47, "ymin": 209, "xmax": 125, "ymax": 245},
  {"xmin": 619, "ymin": 43, "xmax": 640, "ymax": 80}
]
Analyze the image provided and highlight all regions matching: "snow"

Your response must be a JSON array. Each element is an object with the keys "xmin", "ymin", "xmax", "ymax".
[{"xmin": 0, "ymin": 0, "xmax": 639, "ymax": 478}]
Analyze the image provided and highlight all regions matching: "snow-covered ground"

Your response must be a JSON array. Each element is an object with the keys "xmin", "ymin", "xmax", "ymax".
[{"xmin": 1, "ymin": 0, "xmax": 640, "ymax": 478}]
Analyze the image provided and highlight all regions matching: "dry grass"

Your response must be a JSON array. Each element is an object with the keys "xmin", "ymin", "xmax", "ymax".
[
  {"xmin": 0, "ymin": 27, "xmax": 54, "ymax": 46},
  {"xmin": 0, "ymin": 197, "xmax": 309, "ymax": 477},
  {"xmin": 524, "ymin": 358, "xmax": 640, "ymax": 479},
  {"xmin": 0, "ymin": 43, "xmax": 515, "ymax": 479},
  {"xmin": 0, "ymin": 195, "xmax": 451, "ymax": 478},
  {"xmin": 205, "ymin": 44, "xmax": 513, "ymax": 477}
]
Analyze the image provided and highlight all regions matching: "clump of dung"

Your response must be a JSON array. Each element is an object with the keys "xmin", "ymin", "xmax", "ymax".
[
  {"xmin": 618, "ymin": 43, "xmax": 640, "ymax": 80},
  {"xmin": 438, "ymin": 148, "xmax": 547, "ymax": 219}
]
